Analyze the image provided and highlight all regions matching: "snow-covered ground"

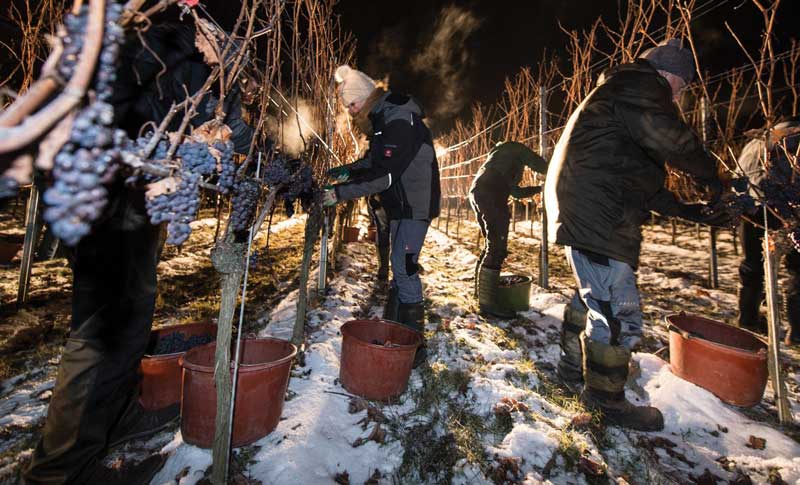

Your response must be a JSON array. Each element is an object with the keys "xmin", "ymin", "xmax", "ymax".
[{"xmin": 147, "ymin": 217, "xmax": 800, "ymax": 484}]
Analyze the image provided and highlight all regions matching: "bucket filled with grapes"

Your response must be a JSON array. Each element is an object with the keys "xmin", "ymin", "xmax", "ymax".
[{"xmin": 139, "ymin": 322, "xmax": 217, "ymax": 411}]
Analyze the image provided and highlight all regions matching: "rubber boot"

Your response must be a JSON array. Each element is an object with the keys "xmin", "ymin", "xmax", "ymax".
[
  {"xmin": 377, "ymin": 244, "xmax": 390, "ymax": 282},
  {"xmin": 398, "ymin": 302, "xmax": 427, "ymax": 368},
  {"xmin": 580, "ymin": 334, "xmax": 664, "ymax": 432},
  {"xmin": 106, "ymin": 398, "xmax": 179, "ymax": 449},
  {"xmin": 478, "ymin": 266, "xmax": 516, "ymax": 318},
  {"xmin": 738, "ymin": 285, "xmax": 767, "ymax": 335},
  {"xmin": 557, "ymin": 294, "xmax": 586, "ymax": 392},
  {"xmin": 383, "ymin": 285, "xmax": 400, "ymax": 322}
]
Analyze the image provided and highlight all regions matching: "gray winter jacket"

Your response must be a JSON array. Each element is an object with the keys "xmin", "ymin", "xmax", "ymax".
[
  {"xmin": 738, "ymin": 119, "xmax": 800, "ymax": 201},
  {"xmin": 334, "ymin": 92, "xmax": 441, "ymax": 221}
]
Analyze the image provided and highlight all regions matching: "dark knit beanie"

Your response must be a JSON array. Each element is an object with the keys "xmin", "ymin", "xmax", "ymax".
[{"xmin": 640, "ymin": 39, "xmax": 695, "ymax": 83}]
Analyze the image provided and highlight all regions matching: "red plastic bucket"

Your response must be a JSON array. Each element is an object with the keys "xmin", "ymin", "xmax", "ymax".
[
  {"xmin": 139, "ymin": 322, "xmax": 217, "ymax": 411},
  {"xmin": 180, "ymin": 338, "xmax": 297, "ymax": 448},
  {"xmin": 340, "ymin": 319, "xmax": 422, "ymax": 401},
  {"xmin": 666, "ymin": 313, "xmax": 768, "ymax": 407},
  {"xmin": 343, "ymin": 226, "xmax": 360, "ymax": 243}
]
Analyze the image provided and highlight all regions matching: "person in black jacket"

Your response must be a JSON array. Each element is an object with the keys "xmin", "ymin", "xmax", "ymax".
[
  {"xmin": 24, "ymin": 20, "xmax": 253, "ymax": 484},
  {"xmin": 544, "ymin": 39, "xmax": 725, "ymax": 432},
  {"xmin": 324, "ymin": 65, "xmax": 440, "ymax": 366},
  {"xmin": 469, "ymin": 141, "xmax": 547, "ymax": 317},
  {"xmin": 736, "ymin": 119, "xmax": 800, "ymax": 345}
]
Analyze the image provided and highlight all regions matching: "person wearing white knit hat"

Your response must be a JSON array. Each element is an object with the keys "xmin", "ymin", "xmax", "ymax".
[
  {"xmin": 334, "ymin": 65, "xmax": 377, "ymax": 115},
  {"xmin": 324, "ymin": 64, "xmax": 441, "ymax": 368}
]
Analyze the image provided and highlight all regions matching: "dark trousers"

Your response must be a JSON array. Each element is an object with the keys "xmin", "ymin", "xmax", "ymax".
[
  {"xmin": 469, "ymin": 191, "xmax": 510, "ymax": 270},
  {"xmin": 25, "ymin": 192, "xmax": 161, "ymax": 484},
  {"xmin": 738, "ymin": 215, "xmax": 800, "ymax": 332},
  {"xmin": 367, "ymin": 196, "xmax": 390, "ymax": 249}
]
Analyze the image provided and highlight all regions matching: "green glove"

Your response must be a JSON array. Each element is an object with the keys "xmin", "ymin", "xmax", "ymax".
[
  {"xmin": 326, "ymin": 167, "xmax": 350, "ymax": 183},
  {"xmin": 322, "ymin": 185, "xmax": 338, "ymax": 207}
]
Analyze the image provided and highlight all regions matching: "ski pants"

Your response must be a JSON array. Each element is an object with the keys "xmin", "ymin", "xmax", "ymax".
[
  {"xmin": 565, "ymin": 246, "xmax": 643, "ymax": 350},
  {"xmin": 390, "ymin": 219, "xmax": 429, "ymax": 304}
]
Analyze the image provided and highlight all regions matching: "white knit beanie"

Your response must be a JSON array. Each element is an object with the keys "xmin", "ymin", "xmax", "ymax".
[{"xmin": 334, "ymin": 65, "xmax": 377, "ymax": 107}]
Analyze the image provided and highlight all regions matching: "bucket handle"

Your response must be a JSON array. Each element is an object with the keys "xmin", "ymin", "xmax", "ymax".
[{"xmin": 667, "ymin": 323, "xmax": 699, "ymax": 340}]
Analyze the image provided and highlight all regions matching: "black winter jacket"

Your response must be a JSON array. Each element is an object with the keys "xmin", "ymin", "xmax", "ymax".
[
  {"xmin": 544, "ymin": 60, "xmax": 718, "ymax": 268},
  {"xmin": 335, "ymin": 92, "xmax": 440, "ymax": 221},
  {"xmin": 470, "ymin": 141, "xmax": 547, "ymax": 204}
]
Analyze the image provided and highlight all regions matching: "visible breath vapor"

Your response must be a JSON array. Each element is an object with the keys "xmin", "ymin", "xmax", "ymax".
[
  {"xmin": 266, "ymin": 98, "xmax": 322, "ymax": 158},
  {"xmin": 411, "ymin": 5, "xmax": 481, "ymax": 126}
]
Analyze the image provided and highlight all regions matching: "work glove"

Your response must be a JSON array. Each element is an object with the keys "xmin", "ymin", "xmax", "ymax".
[
  {"xmin": 510, "ymin": 186, "xmax": 542, "ymax": 200},
  {"xmin": 326, "ymin": 166, "xmax": 350, "ymax": 183},
  {"xmin": 322, "ymin": 185, "xmax": 338, "ymax": 207},
  {"xmin": 678, "ymin": 202, "xmax": 731, "ymax": 228}
]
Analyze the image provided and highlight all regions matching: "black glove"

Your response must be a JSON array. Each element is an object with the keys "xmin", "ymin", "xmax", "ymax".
[
  {"xmin": 509, "ymin": 185, "xmax": 542, "ymax": 199},
  {"xmin": 679, "ymin": 202, "xmax": 731, "ymax": 227}
]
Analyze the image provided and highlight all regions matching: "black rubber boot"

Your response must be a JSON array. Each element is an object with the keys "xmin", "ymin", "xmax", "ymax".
[
  {"xmin": 398, "ymin": 302, "xmax": 427, "ymax": 368},
  {"xmin": 478, "ymin": 266, "xmax": 515, "ymax": 318},
  {"xmin": 377, "ymin": 244, "xmax": 390, "ymax": 282},
  {"xmin": 107, "ymin": 398, "xmax": 179, "ymax": 449},
  {"xmin": 383, "ymin": 285, "xmax": 400, "ymax": 322},
  {"xmin": 738, "ymin": 285, "xmax": 767, "ymax": 335},
  {"xmin": 580, "ymin": 334, "xmax": 664, "ymax": 432},
  {"xmin": 557, "ymin": 294, "xmax": 586, "ymax": 392}
]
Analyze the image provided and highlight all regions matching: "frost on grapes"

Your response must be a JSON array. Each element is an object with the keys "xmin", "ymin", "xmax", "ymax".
[{"xmin": 145, "ymin": 173, "xmax": 201, "ymax": 246}]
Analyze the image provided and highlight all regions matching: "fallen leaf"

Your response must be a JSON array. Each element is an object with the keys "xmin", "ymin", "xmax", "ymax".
[
  {"xmin": 364, "ymin": 469, "xmax": 382, "ymax": 485},
  {"xmin": 746, "ymin": 435, "xmax": 766, "ymax": 450},
  {"xmin": 570, "ymin": 412, "xmax": 593, "ymax": 429},
  {"xmin": 578, "ymin": 456, "xmax": 606, "ymax": 476},
  {"xmin": 494, "ymin": 397, "xmax": 529, "ymax": 415},
  {"xmin": 333, "ymin": 471, "xmax": 350, "ymax": 485},
  {"xmin": 145, "ymin": 177, "xmax": 179, "ymax": 199}
]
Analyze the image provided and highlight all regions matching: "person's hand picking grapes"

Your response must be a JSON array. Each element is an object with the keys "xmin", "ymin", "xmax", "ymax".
[{"xmin": 322, "ymin": 185, "xmax": 338, "ymax": 206}]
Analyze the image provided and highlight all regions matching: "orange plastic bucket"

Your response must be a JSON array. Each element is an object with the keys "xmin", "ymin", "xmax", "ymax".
[
  {"xmin": 666, "ymin": 313, "xmax": 768, "ymax": 407},
  {"xmin": 339, "ymin": 319, "xmax": 422, "ymax": 401},
  {"xmin": 180, "ymin": 338, "xmax": 297, "ymax": 448},
  {"xmin": 139, "ymin": 322, "xmax": 217, "ymax": 411}
]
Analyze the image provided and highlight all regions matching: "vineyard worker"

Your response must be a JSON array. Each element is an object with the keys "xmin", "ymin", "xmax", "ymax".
[
  {"xmin": 24, "ymin": 21, "xmax": 254, "ymax": 484},
  {"xmin": 736, "ymin": 118, "xmax": 800, "ymax": 346},
  {"xmin": 545, "ymin": 39, "xmax": 725, "ymax": 432},
  {"xmin": 469, "ymin": 140, "xmax": 548, "ymax": 317},
  {"xmin": 324, "ymin": 65, "xmax": 440, "ymax": 366}
]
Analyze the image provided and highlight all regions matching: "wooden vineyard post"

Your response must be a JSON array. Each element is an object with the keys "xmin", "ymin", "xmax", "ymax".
[
  {"xmin": 762, "ymin": 206, "xmax": 793, "ymax": 424},
  {"xmin": 292, "ymin": 203, "xmax": 323, "ymax": 346},
  {"xmin": 511, "ymin": 199, "xmax": 517, "ymax": 234},
  {"xmin": 701, "ymin": 98, "xmax": 719, "ymax": 289},
  {"xmin": 671, "ymin": 218, "xmax": 677, "ymax": 246},
  {"xmin": 538, "ymin": 86, "xmax": 549, "ymax": 290},
  {"xmin": 17, "ymin": 182, "xmax": 40, "ymax": 305},
  {"xmin": 455, "ymin": 197, "xmax": 463, "ymax": 238},
  {"xmin": 445, "ymin": 197, "xmax": 452, "ymax": 235},
  {"xmin": 210, "ymin": 240, "xmax": 247, "ymax": 484}
]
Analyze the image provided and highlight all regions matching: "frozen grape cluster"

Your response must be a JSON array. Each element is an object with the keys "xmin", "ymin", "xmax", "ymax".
[
  {"xmin": 262, "ymin": 157, "xmax": 292, "ymax": 187},
  {"xmin": 145, "ymin": 172, "xmax": 200, "ymax": 245},
  {"xmin": 43, "ymin": 4, "xmax": 126, "ymax": 246},
  {"xmin": 151, "ymin": 331, "xmax": 213, "ymax": 355},
  {"xmin": 229, "ymin": 178, "xmax": 261, "ymax": 232},
  {"xmin": 213, "ymin": 141, "xmax": 236, "ymax": 192}
]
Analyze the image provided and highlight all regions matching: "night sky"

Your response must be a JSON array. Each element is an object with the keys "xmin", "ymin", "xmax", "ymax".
[
  {"xmin": 1, "ymin": 1, "xmax": 798, "ymax": 134},
  {"xmin": 334, "ymin": 0, "xmax": 800, "ymax": 132}
]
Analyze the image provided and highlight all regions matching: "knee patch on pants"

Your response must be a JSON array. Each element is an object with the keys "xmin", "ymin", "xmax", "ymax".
[
  {"xmin": 405, "ymin": 253, "xmax": 419, "ymax": 276},
  {"xmin": 598, "ymin": 300, "xmax": 621, "ymax": 345}
]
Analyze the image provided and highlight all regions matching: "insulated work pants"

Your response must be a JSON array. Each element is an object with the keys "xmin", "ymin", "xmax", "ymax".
[
  {"xmin": 389, "ymin": 219, "xmax": 429, "ymax": 304},
  {"xmin": 565, "ymin": 246, "xmax": 643, "ymax": 350},
  {"xmin": 367, "ymin": 196, "xmax": 390, "ymax": 249},
  {"xmin": 25, "ymin": 192, "xmax": 161, "ymax": 484},
  {"xmin": 469, "ymin": 190, "xmax": 510, "ymax": 271},
  {"xmin": 738, "ymin": 215, "xmax": 800, "ymax": 332}
]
